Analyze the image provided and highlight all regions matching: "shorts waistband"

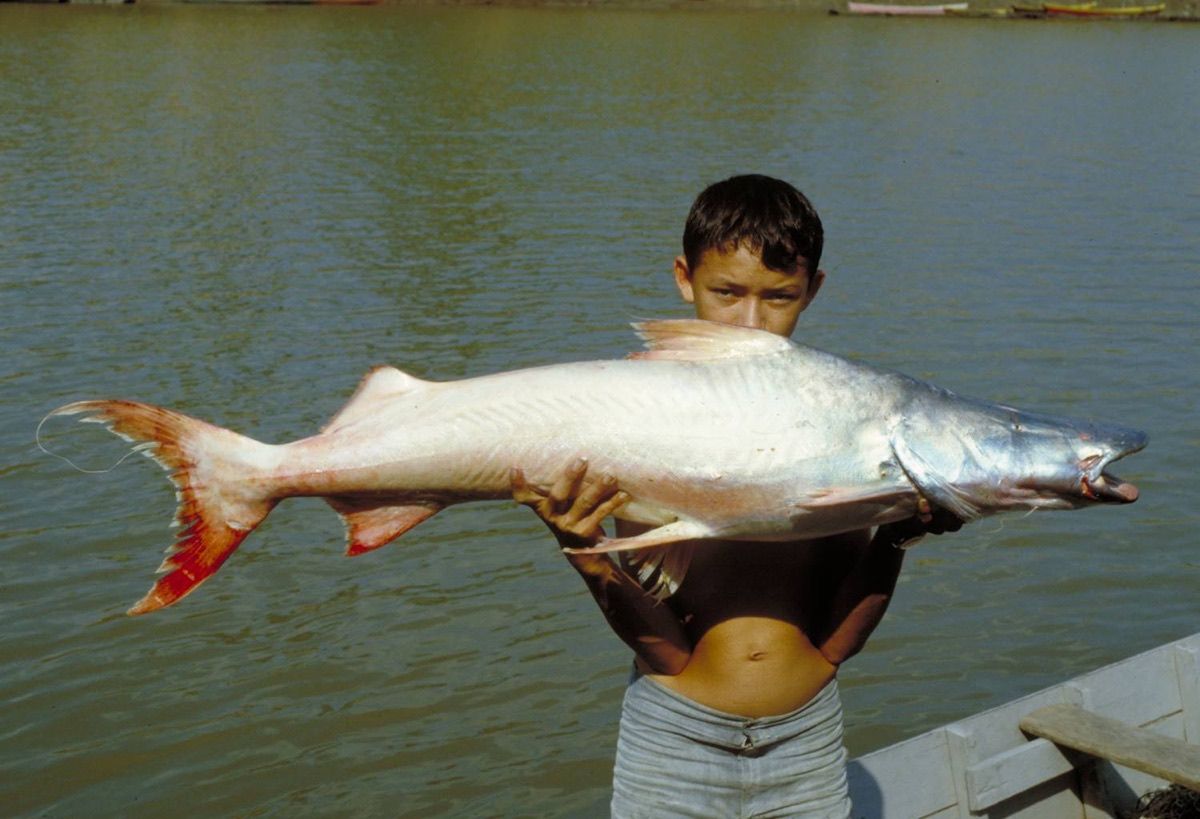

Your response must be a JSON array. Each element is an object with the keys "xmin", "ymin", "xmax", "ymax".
[{"xmin": 630, "ymin": 669, "xmax": 841, "ymax": 729}]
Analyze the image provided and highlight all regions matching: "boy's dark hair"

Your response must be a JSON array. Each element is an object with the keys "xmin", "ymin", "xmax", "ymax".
[{"xmin": 682, "ymin": 175, "xmax": 823, "ymax": 275}]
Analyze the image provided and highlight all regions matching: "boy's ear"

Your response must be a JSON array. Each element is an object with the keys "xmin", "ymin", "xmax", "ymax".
[
  {"xmin": 806, "ymin": 268, "xmax": 827, "ymax": 303},
  {"xmin": 673, "ymin": 255, "xmax": 696, "ymax": 304}
]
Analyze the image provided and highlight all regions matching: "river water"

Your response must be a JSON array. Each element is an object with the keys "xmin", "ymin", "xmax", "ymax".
[{"xmin": 2, "ymin": 5, "xmax": 1197, "ymax": 816}]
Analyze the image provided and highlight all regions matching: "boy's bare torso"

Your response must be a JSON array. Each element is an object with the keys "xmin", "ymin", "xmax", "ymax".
[{"xmin": 620, "ymin": 521, "xmax": 867, "ymax": 717}]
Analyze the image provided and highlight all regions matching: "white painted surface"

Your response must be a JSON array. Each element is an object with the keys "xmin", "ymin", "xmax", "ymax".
[{"xmin": 848, "ymin": 632, "xmax": 1200, "ymax": 818}]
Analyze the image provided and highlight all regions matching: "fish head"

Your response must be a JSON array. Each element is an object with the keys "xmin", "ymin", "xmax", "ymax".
[
  {"xmin": 996, "ymin": 408, "xmax": 1146, "ymax": 510},
  {"xmin": 891, "ymin": 398, "xmax": 1147, "ymax": 520}
]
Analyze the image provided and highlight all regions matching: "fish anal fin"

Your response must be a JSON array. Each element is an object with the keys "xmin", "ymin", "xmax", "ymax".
[
  {"xmin": 327, "ymin": 497, "xmax": 443, "ymax": 556},
  {"xmin": 322, "ymin": 366, "xmax": 431, "ymax": 434},
  {"xmin": 562, "ymin": 519, "xmax": 713, "ymax": 556},
  {"xmin": 629, "ymin": 319, "xmax": 794, "ymax": 362}
]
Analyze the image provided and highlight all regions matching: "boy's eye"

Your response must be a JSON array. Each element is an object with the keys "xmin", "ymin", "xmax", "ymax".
[{"xmin": 767, "ymin": 293, "xmax": 800, "ymax": 303}]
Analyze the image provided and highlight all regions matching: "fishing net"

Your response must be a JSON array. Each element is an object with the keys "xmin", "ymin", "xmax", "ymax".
[{"xmin": 1124, "ymin": 784, "xmax": 1200, "ymax": 819}]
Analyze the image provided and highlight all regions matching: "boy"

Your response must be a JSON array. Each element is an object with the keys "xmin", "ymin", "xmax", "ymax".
[{"xmin": 512, "ymin": 175, "xmax": 958, "ymax": 817}]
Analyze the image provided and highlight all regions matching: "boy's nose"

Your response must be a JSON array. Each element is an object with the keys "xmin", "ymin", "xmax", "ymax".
[{"xmin": 736, "ymin": 299, "xmax": 766, "ymax": 330}]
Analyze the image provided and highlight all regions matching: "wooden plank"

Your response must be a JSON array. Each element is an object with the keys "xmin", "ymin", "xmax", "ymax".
[
  {"xmin": 943, "ymin": 727, "xmax": 973, "ymax": 818},
  {"xmin": 946, "ymin": 687, "xmax": 1075, "ymax": 765},
  {"xmin": 963, "ymin": 736, "xmax": 1075, "ymax": 811},
  {"xmin": 1019, "ymin": 704, "xmax": 1200, "ymax": 790},
  {"xmin": 1176, "ymin": 643, "xmax": 1200, "ymax": 744}
]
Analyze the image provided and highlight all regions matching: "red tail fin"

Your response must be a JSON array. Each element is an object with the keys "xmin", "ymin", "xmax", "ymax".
[{"xmin": 48, "ymin": 400, "xmax": 277, "ymax": 615}]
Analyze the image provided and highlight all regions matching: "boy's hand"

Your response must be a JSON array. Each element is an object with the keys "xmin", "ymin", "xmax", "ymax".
[
  {"xmin": 874, "ymin": 497, "xmax": 964, "ymax": 550},
  {"xmin": 510, "ymin": 458, "xmax": 631, "ymax": 574}
]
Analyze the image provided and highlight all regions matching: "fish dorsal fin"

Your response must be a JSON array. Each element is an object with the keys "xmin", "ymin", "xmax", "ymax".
[
  {"xmin": 323, "ymin": 365, "xmax": 430, "ymax": 433},
  {"xmin": 326, "ymin": 496, "xmax": 444, "ymax": 555},
  {"xmin": 629, "ymin": 319, "xmax": 795, "ymax": 361}
]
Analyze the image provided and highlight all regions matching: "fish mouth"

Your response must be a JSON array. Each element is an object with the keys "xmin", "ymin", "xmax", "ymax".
[
  {"xmin": 1080, "ymin": 431, "xmax": 1146, "ymax": 504},
  {"xmin": 1081, "ymin": 471, "xmax": 1139, "ymax": 503}
]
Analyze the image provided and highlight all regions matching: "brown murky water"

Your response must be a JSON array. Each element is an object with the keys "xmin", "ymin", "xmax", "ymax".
[{"xmin": 2, "ymin": 5, "xmax": 1197, "ymax": 815}]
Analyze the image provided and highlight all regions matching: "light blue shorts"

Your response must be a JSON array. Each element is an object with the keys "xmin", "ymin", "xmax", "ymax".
[{"xmin": 611, "ymin": 673, "xmax": 851, "ymax": 818}]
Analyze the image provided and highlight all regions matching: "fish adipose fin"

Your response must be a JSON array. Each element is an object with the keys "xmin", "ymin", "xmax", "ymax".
[
  {"xmin": 45, "ymin": 401, "xmax": 277, "ymax": 615},
  {"xmin": 562, "ymin": 519, "xmax": 713, "ymax": 555},
  {"xmin": 629, "ymin": 319, "xmax": 795, "ymax": 362},
  {"xmin": 326, "ymin": 497, "xmax": 444, "ymax": 556},
  {"xmin": 322, "ymin": 366, "xmax": 431, "ymax": 434}
]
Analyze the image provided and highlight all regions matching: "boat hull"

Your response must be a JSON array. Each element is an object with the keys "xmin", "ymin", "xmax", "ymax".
[{"xmin": 847, "ymin": 1, "xmax": 969, "ymax": 14}]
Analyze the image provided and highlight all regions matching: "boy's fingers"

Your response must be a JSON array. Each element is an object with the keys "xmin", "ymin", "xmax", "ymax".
[
  {"xmin": 549, "ymin": 457, "xmax": 588, "ymax": 514},
  {"xmin": 510, "ymin": 467, "xmax": 548, "ymax": 507},
  {"xmin": 561, "ymin": 473, "xmax": 620, "ymax": 527},
  {"xmin": 575, "ymin": 491, "xmax": 631, "ymax": 535}
]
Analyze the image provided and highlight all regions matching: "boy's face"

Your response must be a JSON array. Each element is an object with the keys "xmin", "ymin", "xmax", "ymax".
[{"xmin": 673, "ymin": 244, "xmax": 824, "ymax": 338}]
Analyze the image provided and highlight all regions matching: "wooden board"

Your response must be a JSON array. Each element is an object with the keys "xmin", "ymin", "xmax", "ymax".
[{"xmin": 1019, "ymin": 704, "xmax": 1200, "ymax": 790}]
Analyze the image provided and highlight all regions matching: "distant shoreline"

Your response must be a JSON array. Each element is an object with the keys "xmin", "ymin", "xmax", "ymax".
[{"xmin": 6, "ymin": 0, "xmax": 1198, "ymax": 18}]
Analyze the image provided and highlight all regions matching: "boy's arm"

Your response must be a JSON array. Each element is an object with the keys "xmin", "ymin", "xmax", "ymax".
[
  {"xmin": 818, "ymin": 500, "xmax": 962, "ymax": 666},
  {"xmin": 816, "ymin": 529, "xmax": 904, "ymax": 667},
  {"xmin": 511, "ymin": 459, "xmax": 692, "ymax": 675}
]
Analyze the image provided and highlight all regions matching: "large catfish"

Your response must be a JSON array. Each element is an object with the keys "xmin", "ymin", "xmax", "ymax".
[{"xmin": 43, "ymin": 320, "xmax": 1145, "ymax": 614}]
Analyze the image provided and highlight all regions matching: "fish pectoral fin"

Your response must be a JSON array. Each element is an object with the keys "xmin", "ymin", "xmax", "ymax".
[
  {"xmin": 889, "ymin": 426, "xmax": 983, "ymax": 521},
  {"xmin": 322, "ymin": 365, "xmax": 432, "ymax": 434},
  {"xmin": 326, "ymin": 497, "xmax": 444, "ymax": 556},
  {"xmin": 562, "ymin": 519, "xmax": 714, "ymax": 555},
  {"xmin": 628, "ymin": 319, "xmax": 795, "ymax": 361}
]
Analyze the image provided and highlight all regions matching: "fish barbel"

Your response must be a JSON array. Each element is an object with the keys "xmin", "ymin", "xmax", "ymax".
[{"xmin": 42, "ymin": 319, "xmax": 1146, "ymax": 615}]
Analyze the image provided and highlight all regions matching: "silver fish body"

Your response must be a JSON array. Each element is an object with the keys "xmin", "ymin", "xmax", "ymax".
[{"xmin": 45, "ymin": 319, "xmax": 1145, "ymax": 613}]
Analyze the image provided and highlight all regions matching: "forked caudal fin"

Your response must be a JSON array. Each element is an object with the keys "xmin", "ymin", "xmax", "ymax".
[{"xmin": 43, "ymin": 400, "xmax": 278, "ymax": 615}]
